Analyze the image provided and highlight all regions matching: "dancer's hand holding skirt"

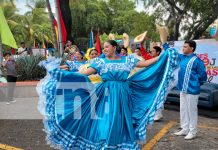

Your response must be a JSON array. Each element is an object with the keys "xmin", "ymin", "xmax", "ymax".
[{"xmin": 37, "ymin": 48, "xmax": 179, "ymax": 149}]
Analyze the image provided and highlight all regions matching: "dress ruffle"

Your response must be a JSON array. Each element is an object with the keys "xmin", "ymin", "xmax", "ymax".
[
  {"xmin": 37, "ymin": 48, "xmax": 179, "ymax": 149},
  {"xmin": 128, "ymin": 48, "xmax": 179, "ymax": 140}
]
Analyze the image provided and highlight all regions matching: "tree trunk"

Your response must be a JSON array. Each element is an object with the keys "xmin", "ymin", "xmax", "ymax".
[
  {"xmin": 187, "ymin": 15, "xmax": 218, "ymax": 40},
  {"xmin": 173, "ymin": 18, "xmax": 181, "ymax": 41},
  {"xmin": 59, "ymin": 0, "xmax": 74, "ymax": 43},
  {"xmin": 165, "ymin": 0, "xmax": 188, "ymax": 41},
  {"xmin": 46, "ymin": 0, "xmax": 58, "ymax": 52},
  {"xmin": 166, "ymin": 3, "xmax": 181, "ymax": 41},
  {"xmin": 192, "ymin": 19, "xmax": 216, "ymax": 40}
]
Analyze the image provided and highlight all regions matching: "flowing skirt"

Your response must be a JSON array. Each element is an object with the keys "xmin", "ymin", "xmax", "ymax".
[{"xmin": 37, "ymin": 48, "xmax": 179, "ymax": 149}]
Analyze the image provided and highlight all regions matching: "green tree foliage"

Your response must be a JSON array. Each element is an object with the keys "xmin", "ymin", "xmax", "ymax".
[
  {"xmin": 130, "ymin": 12, "xmax": 159, "ymax": 41},
  {"xmin": 2, "ymin": 0, "xmax": 159, "ymax": 51},
  {"xmin": 25, "ymin": 0, "xmax": 53, "ymax": 46},
  {"xmin": 1, "ymin": 0, "xmax": 53, "ymax": 49},
  {"xmin": 70, "ymin": 0, "xmax": 109, "ymax": 37},
  {"xmin": 140, "ymin": 0, "xmax": 218, "ymax": 40},
  {"xmin": 1, "ymin": 2, "xmax": 26, "ymax": 45},
  {"xmin": 100, "ymin": 33, "xmax": 123, "ymax": 44},
  {"xmin": 69, "ymin": 0, "xmax": 158, "ymax": 41},
  {"xmin": 183, "ymin": 0, "xmax": 218, "ymax": 39}
]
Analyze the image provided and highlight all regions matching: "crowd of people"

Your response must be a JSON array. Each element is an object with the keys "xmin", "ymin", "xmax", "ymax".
[
  {"xmin": 0, "ymin": 26, "xmax": 208, "ymax": 149},
  {"xmin": 35, "ymin": 29, "xmax": 207, "ymax": 150},
  {"xmin": 61, "ymin": 34, "xmax": 169, "ymax": 123}
]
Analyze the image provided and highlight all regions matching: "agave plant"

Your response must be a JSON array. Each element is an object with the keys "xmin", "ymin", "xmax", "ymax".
[{"xmin": 16, "ymin": 55, "xmax": 46, "ymax": 81}]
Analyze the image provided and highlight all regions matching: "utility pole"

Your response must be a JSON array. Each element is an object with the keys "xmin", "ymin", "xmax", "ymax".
[
  {"xmin": 54, "ymin": 0, "xmax": 64, "ymax": 57},
  {"xmin": 46, "ymin": 0, "xmax": 58, "ymax": 53}
]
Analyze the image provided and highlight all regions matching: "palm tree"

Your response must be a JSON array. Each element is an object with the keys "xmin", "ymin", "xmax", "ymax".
[
  {"xmin": 1, "ymin": 0, "xmax": 53, "ymax": 47},
  {"xmin": 25, "ymin": 0, "xmax": 53, "ymax": 47},
  {"xmin": 7, "ymin": 0, "xmax": 54, "ymax": 47},
  {"xmin": 0, "ymin": 0, "xmax": 19, "ymax": 61},
  {"xmin": 0, "ymin": 1, "xmax": 23, "ymax": 51}
]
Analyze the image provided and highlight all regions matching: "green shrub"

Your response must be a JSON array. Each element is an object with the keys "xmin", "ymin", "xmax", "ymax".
[{"xmin": 16, "ymin": 55, "xmax": 46, "ymax": 81}]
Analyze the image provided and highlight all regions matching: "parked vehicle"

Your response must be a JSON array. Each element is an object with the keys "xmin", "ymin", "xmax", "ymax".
[{"xmin": 167, "ymin": 83, "xmax": 218, "ymax": 108}]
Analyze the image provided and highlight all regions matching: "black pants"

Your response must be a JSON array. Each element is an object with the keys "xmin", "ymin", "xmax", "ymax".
[{"xmin": 6, "ymin": 75, "xmax": 17, "ymax": 101}]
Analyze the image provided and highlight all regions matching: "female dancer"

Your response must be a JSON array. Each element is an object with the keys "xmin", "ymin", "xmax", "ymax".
[
  {"xmin": 79, "ymin": 49, "xmax": 102, "ymax": 84},
  {"xmin": 62, "ymin": 50, "xmax": 87, "ymax": 72},
  {"xmin": 37, "ymin": 40, "xmax": 178, "ymax": 149},
  {"xmin": 60, "ymin": 49, "xmax": 102, "ymax": 84}
]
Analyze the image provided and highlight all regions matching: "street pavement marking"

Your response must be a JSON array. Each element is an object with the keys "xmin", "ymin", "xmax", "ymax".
[
  {"xmin": 142, "ymin": 121, "xmax": 177, "ymax": 150},
  {"xmin": 0, "ymin": 123, "xmax": 216, "ymax": 150},
  {"xmin": 198, "ymin": 125, "xmax": 218, "ymax": 131},
  {"xmin": 0, "ymin": 144, "xmax": 23, "ymax": 150}
]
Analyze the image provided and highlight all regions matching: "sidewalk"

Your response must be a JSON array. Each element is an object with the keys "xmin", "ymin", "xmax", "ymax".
[{"xmin": 0, "ymin": 97, "xmax": 42, "ymax": 119}]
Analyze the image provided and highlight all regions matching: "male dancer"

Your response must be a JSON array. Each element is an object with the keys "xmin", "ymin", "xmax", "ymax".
[{"xmin": 174, "ymin": 40, "xmax": 207, "ymax": 140}]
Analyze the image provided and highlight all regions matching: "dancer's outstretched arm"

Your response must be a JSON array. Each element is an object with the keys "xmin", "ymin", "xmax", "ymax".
[
  {"xmin": 79, "ymin": 67, "xmax": 96, "ymax": 76},
  {"xmin": 59, "ymin": 65, "xmax": 69, "ymax": 70},
  {"xmin": 136, "ymin": 56, "xmax": 159, "ymax": 68}
]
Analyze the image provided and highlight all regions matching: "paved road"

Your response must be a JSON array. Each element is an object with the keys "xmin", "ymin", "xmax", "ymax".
[{"xmin": 0, "ymin": 98, "xmax": 217, "ymax": 150}]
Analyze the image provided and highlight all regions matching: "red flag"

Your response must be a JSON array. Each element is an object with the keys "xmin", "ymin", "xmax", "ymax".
[
  {"xmin": 11, "ymin": 48, "xmax": 15, "ymax": 55},
  {"xmin": 95, "ymin": 31, "xmax": 101, "ymax": 54},
  {"xmin": 56, "ymin": 0, "xmax": 67, "ymax": 44}
]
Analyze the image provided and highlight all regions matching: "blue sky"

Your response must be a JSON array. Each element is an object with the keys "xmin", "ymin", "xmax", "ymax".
[
  {"xmin": 14, "ymin": 0, "xmax": 145, "ymax": 14},
  {"xmin": 14, "ymin": 0, "xmax": 29, "ymax": 14},
  {"xmin": 136, "ymin": 0, "xmax": 146, "ymax": 12},
  {"xmin": 15, "ymin": 0, "xmax": 54, "ymax": 14}
]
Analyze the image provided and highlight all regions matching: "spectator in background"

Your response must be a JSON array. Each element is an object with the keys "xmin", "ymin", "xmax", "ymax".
[
  {"xmin": 134, "ymin": 48, "xmax": 144, "ymax": 61},
  {"xmin": 18, "ymin": 42, "xmax": 28, "ymax": 56},
  {"xmin": 150, "ymin": 46, "xmax": 162, "ymax": 58},
  {"xmin": 139, "ymin": 42, "xmax": 153, "ymax": 60},
  {"xmin": 11, "ymin": 47, "xmax": 15, "ymax": 55},
  {"xmin": 64, "ymin": 41, "xmax": 78, "ymax": 61},
  {"xmin": 120, "ymin": 47, "xmax": 128, "ymax": 56},
  {"xmin": 65, "ymin": 41, "xmax": 77, "ymax": 54},
  {"xmin": 1, "ymin": 52, "xmax": 18, "ymax": 105},
  {"xmin": 150, "ymin": 46, "xmax": 164, "ymax": 121},
  {"xmin": 128, "ymin": 48, "xmax": 145, "ymax": 77}
]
